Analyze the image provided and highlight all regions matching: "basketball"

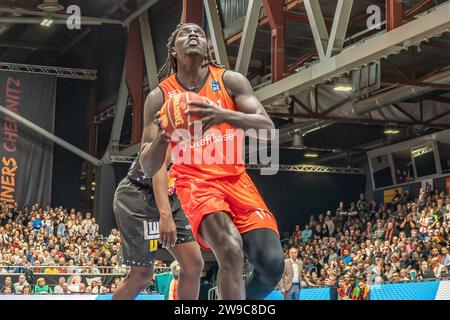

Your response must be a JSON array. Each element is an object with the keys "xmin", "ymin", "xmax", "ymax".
[{"xmin": 159, "ymin": 92, "xmax": 210, "ymax": 138}]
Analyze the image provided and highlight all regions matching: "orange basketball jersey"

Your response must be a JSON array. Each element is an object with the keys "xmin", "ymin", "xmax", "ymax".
[{"xmin": 159, "ymin": 65, "xmax": 245, "ymax": 181}]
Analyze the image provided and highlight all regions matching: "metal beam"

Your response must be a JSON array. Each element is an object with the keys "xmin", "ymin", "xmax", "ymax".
[
  {"xmin": 0, "ymin": 62, "xmax": 97, "ymax": 80},
  {"xmin": 303, "ymin": 0, "xmax": 329, "ymax": 60},
  {"xmin": 0, "ymin": 41, "xmax": 55, "ymax": 51},
  {"xmin": 235, "ymin": 0, "xmax": 262, "ymax": 75},
  {"xmin": 254, "ymin": 2, "xmax": 450, "ymax": 103},
  {"xmin": 287, "ymin": 50, "xmax": 317, "ymax": 73},
  {"xmin": 263, "ymin": 0, "xmax": 285, "ymax": 82},
  {"xmin": 60, "ymin": 28, "xmax": 92, "ymax": 56},
  {"xmin": 424, "ymin": 109, "xmax": 450, "ymax": 124},
  {"xmin": 181, "ymin": 0, "xmax": 204, "ymax": 25},
  {"xmin": 246, "ymin": 164, "xmax": 363, "ymax": 174},
  {"xmin": 0, "ymin": 17, "xmax": 107, "ymax": 25},
  {"xmin": 326, "ymin": 0, "xmax": 353, "ymax": 57},
  {"xmin": 123, "ymin": 0, "xmax": 158, "ymax": 27},
  {"xmin": 0, "ymin": 105, "xmax": 101, "ymax": 166},
  {"xmin": 204, "ymin": 0, "xmax": 230, "ymax": 68},
  {"xmin": 117, "ymin": 143, "xmax": 141, "ymax": 156},
  {"xmin": 126, "ymin": 21, "xmax": 145, "ymax": 144},
  {"xmin": 353, "ymin": 68, "xmax": 450, "ymax": 114},
  {"xmin": 392, "ymin": 104, "xmax": 418, "ymax": 122},
  {"xmin": 267, "ymin": 112, "xmax": 450, "ymax": 129},
  {"xmin": 139, "ymin": 7, "xmax": 159, "ymax": 90},
  {"xmin": 386, "ymin": 0, "xmax": 403, "ymax": 31},
  {"xmin": 102, "ymin": 64, "xmax": 129, "ymax": 163},
  {"xmin": 0, "ymin": 7, "xmax": 123, "ymax": 25},
  {"xmin": 404, "ymin": 0, "xmax": 433, "ymax": 17}
]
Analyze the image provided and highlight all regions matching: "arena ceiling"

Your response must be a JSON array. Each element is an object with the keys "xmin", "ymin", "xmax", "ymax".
[{"xmin": 0, "ymin": 0, "xmax": 449, "ymax": 167}]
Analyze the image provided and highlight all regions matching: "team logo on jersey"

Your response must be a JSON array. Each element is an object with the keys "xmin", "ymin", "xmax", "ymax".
[
  {"xmin": 211, "ymin": 80, "xmax": 221, "ymax": 92},
  {"xmin": 143, "ymin": 220, "xmax": 159, "ymax": 240}
]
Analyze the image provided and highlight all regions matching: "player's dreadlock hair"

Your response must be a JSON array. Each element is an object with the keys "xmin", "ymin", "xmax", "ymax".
[{"xmin": 158, "ymin": 23, "xmax": 222, "ymax": 78}]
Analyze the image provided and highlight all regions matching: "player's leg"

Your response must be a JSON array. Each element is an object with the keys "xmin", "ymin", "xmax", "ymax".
[
  {"xmin": 242, "ymin": 228, "xmax": 284, "ymax": 300},
  {"xmin": 166, "ymin": 200, "xmax": 204, "ymax": 300},
  {"xmin": 167, "ymin": 242, "xmax": 203, "ymax": 299},
  {"xmin": 112, "ymin": 178, "xmax": 159, "ymax": 300},
  {"xmin": 199, "ymin": 211, "xmax": 245, "ymax": 300},
  {"xmin": 113, "ymin": 266, "xmax": 154, "ymax": 300}
]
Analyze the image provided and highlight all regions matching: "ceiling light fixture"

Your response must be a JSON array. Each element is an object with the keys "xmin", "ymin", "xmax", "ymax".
[
  {"xmin": 304, "ymin": 152, "xmax": 319, "ymax": 158},
  {"xmin": 384, "ymin": 128, "xmax": 400, "ymax": 135},
  {"xmin": 333, "ymin": 76, "xmax": 353, "ymax": 92},
  {"xmin": 37, "ymin": 0, "xmax": 64, "ymax": 12},
  {"xmin": 40, "ymin": 18, "xmax": 54, "ymax": 27}
]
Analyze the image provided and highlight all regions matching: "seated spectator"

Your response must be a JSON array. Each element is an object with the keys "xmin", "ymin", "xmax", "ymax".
[
  {"xmin": 301, "ymin": 225, "xmax": 312, "ymax": 243},
  {"xmin": 441, "ymin": 247, "xmax": 450, "ymax": 267},
  {"xmin": 68, "ymin": 275, "xmax": 82, "ymax": 293},
  {"xmin": 2, "ymin": 286, "xmax": 12, "ymax": 294},
  {"xmin": 61, "ymin": 283, "xmax": 72, "ymax": 295},
  {"xmin": 419, "ymin": 261, "xmax": 435, "ymax": 279},
  {"xmin": 54, "ymin": 277, "xmax": 66, "ymax": 294},
  {"xmin": 33, "ymin": 278, "xmax": 53, "ymax": 295},
  {"xmin": 13, "ymin": 274, "xmax": 29, "ymax": 294},
  {"xmin": 21, "ymin": 285, "xmax": 31, "ymax": 295},
  {"xmin": 431, "ymin": 257, "xmax": 446, "ymax": 278},
  {"xmin": 0, "ymin": 276, "xmax": 12, "ymax": 293}
]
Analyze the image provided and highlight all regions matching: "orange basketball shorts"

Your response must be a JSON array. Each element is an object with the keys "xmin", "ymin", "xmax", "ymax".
[{"xmin": 174, "ymin": 172, "xmax": 279, "ymax": 250}]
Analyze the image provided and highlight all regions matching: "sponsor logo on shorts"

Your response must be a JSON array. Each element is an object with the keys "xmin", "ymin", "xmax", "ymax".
[
  {"xmin": 143, "ymin": 220, "xmax": 159, "ymax": 240},
  {"xmin": 149, "ymin": 239, "xmax": 158, "ymax": 252},
  {"xmin": 255, "ymin": 210, "xmax": 272, "ymax": 220}
]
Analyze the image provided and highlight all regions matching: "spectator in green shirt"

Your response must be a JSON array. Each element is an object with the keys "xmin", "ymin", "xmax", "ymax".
[{"xmin": 33, "ymin": 278, "xmax": 53, "ymax": 294}]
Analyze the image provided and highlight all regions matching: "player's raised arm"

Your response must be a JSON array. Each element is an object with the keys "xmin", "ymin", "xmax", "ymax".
[{"xmin": 139, "ymin": 87, "xmax": 169, "ymax": 178}]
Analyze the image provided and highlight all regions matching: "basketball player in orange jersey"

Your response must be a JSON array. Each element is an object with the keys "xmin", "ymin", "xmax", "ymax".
[{"xmin": 140, "ymin": 23, "xmax": 284, "ymax": 300}]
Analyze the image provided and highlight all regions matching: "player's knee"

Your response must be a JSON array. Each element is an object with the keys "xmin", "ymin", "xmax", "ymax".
[
  {"xmin": 181, "ymin": 255, "xmax": 204, "ymax": 277},
  {"xmin": 130, "ymin": 267, "xmax": 153, "ymax": 287}
]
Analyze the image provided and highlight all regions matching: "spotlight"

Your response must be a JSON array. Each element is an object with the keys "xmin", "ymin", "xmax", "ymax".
[
  {"xmin": 333, "ymin": 77, "xmax": 352, "ymax": 92},
  {"xmin": 40, "ymin": 18, "xmax": 54, "ymax": 27},
  {"xmin": 384, "ymin": 128, "xmax": 400, "ymax": 135},
  {"xmin": 304, "ymin": 152, "xmax": 319, "ymax": 158}
]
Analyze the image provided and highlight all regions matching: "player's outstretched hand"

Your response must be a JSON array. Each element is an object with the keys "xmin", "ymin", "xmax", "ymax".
[
  {"xmin": 159, "ymin": 214, "xmax": 177, "ymax": 249},
  {"xmin": 153, "ymin": 111, "xmax": 171, "ymax": 142},
  {"xmin": 186, "ymin": 100, "xmax": 230, "ymax": 133}
]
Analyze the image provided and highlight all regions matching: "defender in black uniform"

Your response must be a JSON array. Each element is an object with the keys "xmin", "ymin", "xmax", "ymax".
[{"xmin": 112, "ymin": 153, "xmax": 204, "ymax": 300}]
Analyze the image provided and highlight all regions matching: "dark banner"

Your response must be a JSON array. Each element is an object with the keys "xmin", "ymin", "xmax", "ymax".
[{"xmin": 0, "ymin": 72, "xmax": 56, "ymax": 207}]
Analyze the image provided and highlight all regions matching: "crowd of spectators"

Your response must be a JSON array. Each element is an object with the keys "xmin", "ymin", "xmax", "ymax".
[
  {"xmin": 281, "ymin": 187, "xmax": 450, "ymax": 300},
  {"xmin": 0, "ymin": 202, "xmax": 131, "ymax": 295}
]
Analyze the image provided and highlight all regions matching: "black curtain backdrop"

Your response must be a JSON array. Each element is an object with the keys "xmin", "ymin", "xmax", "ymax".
[
  {"xmin": 0, "ymin": 72, "xmax": 56, "ymax": 207},
  {"xmin": 248, "ymin": 170, "xmax": 367, "ymax": 234}
]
